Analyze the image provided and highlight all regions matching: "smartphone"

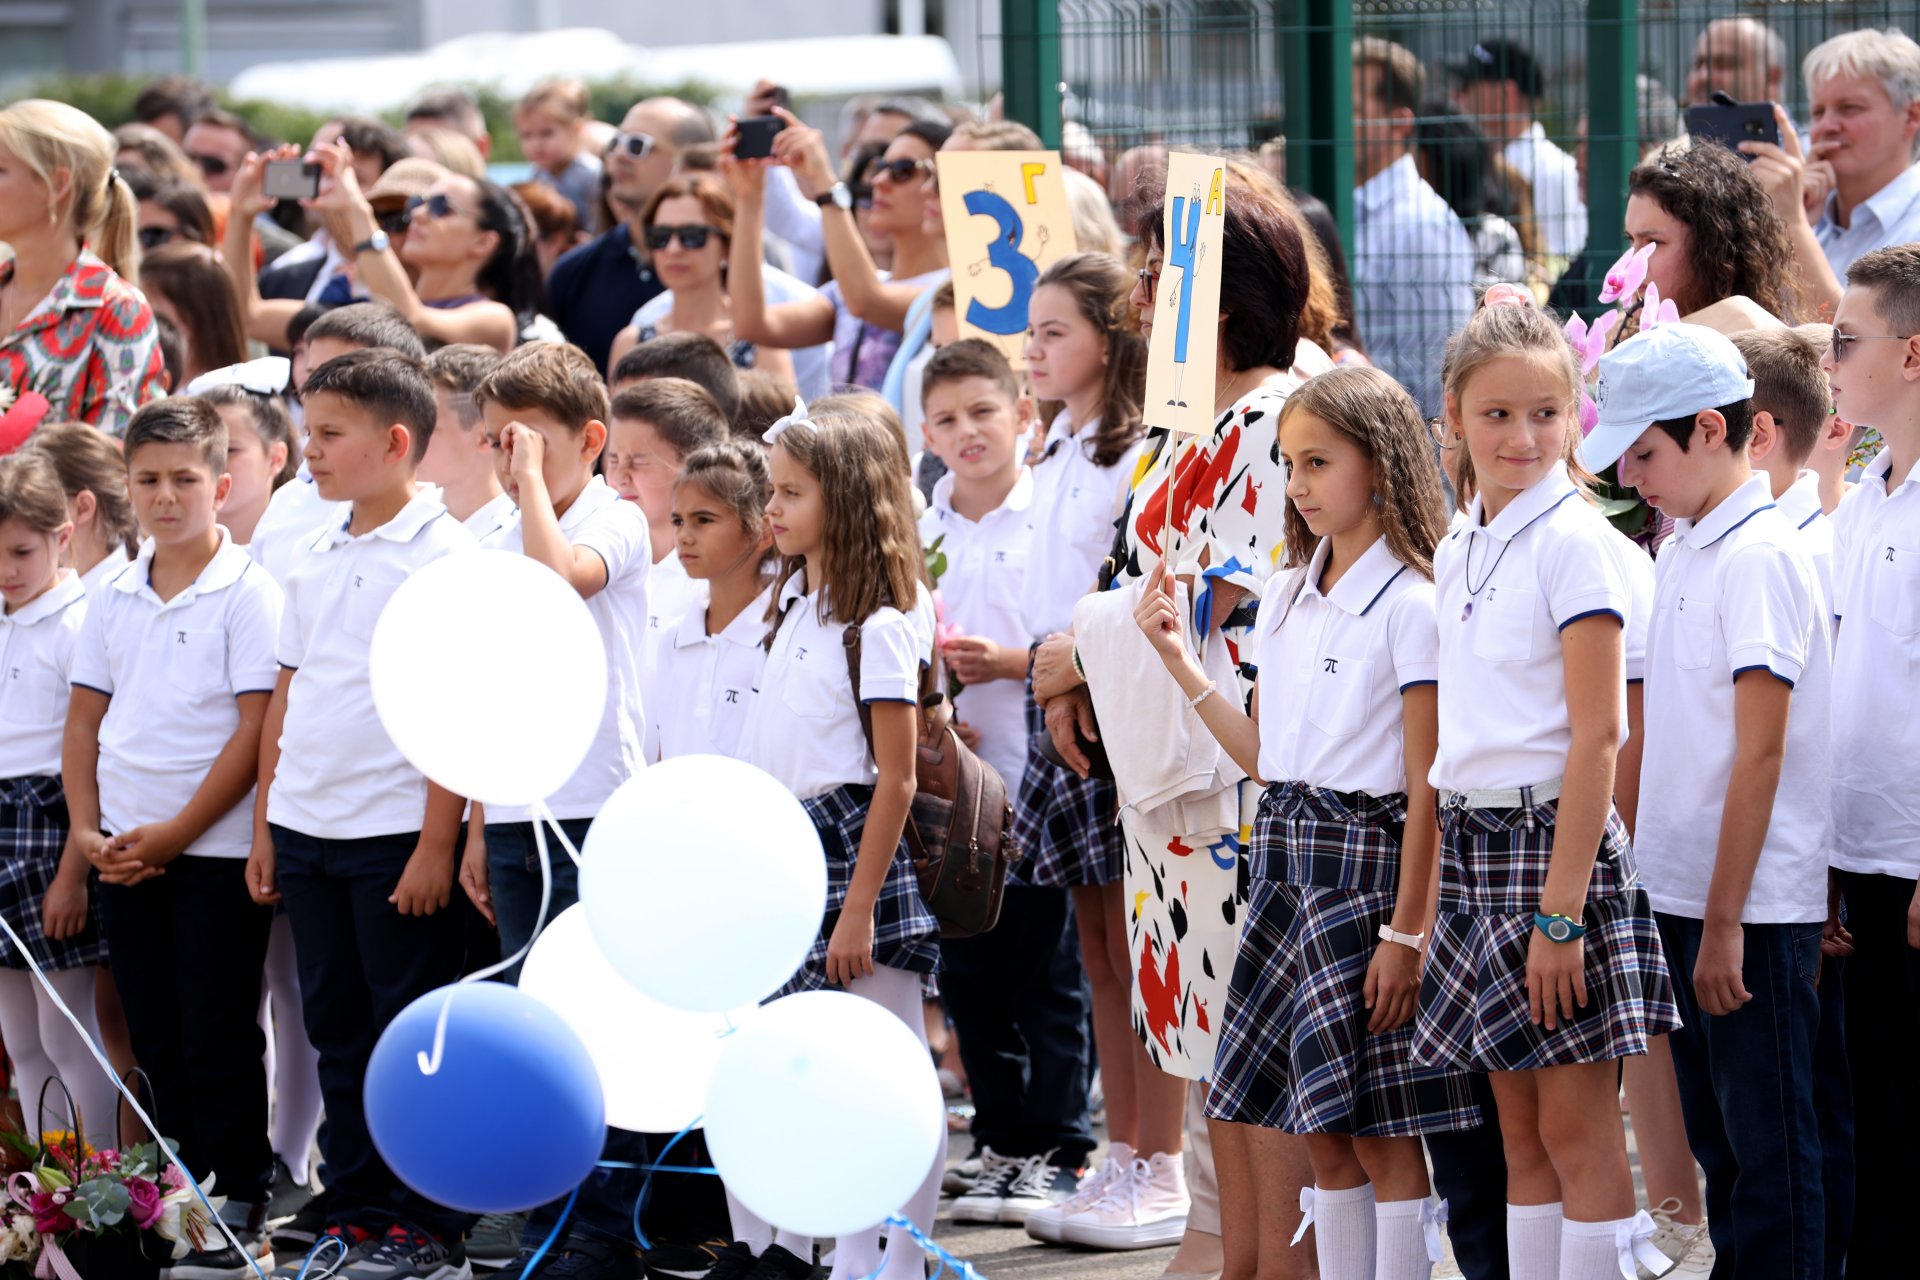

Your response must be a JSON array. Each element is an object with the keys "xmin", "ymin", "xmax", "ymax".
[
  {"xmin": 1685, "ymin": 101, "xmax": 1781, "ymax": 158},
  {"xmin": 735, "ymin": 115, "xmax": 786, "ymax": 160},
  {"xmin": 262, "ymin": 159, "xmax": 321, "ymax": 201}
]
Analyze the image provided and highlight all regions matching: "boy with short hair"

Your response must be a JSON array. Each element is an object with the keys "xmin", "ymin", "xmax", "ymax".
[
  {"xmin": 421, "ymin": 345, "xmax": 513, "ymax": 539},
  {"xmin": 1734, "ymin": 327, "xmax": 1838, "ymax": 604},
  {"xmin": 1821, "ymin": 243, "xmax": 1920, "ymax": 1275},
  {"xmin": 916, "ymin": 340, "xmax": 1093, "ymax": 1225},
  {"xmin": 608, "ymin": 331, "xmax": 741, "ymax": 421},
  {"xmin": 1791, "ymin": 324, "xmax": 1859, "ymax": 515},
  {"xmin": 513, "ymin": 78, "xmax": 600, "ymax": 228},
  {"xmin": 459, "ymin": 342, "xmax": 650, "ymax": 1279},
  {"xmin": 245, "ymin": 350, "xmax": 478, "ymax": 1279},
  {"xmin": 1585, "ymin": 323, "xmax": 1834, "ymax": 1279},
  {"xmin": 65, "ymin": 397, "xmax": 285, "ymax": 1280}
]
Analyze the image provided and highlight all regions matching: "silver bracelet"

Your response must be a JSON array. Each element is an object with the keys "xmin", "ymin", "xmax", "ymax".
[{"xmin": 1187, "ymin": 681, "xmax": 1217, "ymax": 710}]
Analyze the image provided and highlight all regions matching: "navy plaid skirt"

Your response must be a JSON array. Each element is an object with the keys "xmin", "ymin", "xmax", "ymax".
[
  {"xmin": 1011, "ymin": 685, "xmax": 1123, "ymax": 888},
  {"xmin": 1207, "ymin": 783, "xmax": 1481, "ymax": 1136},
  {"xmin": 1412, "ymin": 797, "xmax": 1680, "ymax": 1072},
  {"xmin": 0, "ymin": 776, "xmax": 106, "ymax": 971},
  {"xmin": 771, "ymin": 784, "xmax": 942, "ymax": 999}
]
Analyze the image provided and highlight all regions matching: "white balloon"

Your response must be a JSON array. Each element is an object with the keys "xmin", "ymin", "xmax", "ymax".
[
  {"xmin": 704, "ymin": 991, "xmax": 943, "ymax": 1237},
  {"xmin": 519, "ymin": 905, "xmax": 753, "ymax": 1133},
  {"xmin": 369, "ymin": 550, "xmax": 605, "ymax": 806},
  {"xmin": 579, "ymin": 757, "xmax": 825, "ymax": 1013}
]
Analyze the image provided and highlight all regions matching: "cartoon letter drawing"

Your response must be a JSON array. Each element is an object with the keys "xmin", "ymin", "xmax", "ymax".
[{"xmin": 1166, "ymin": 184, "xmax": 1204, "ymax": 408}]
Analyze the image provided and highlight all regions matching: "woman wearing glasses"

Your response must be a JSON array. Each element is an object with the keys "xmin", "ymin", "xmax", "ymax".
[{"xmin": 605, "ymin": 173, "xmax": 797, "ymax": 387}]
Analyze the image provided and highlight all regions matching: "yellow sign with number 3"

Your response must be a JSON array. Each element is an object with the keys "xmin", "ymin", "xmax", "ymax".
[{"xmin": 934, "ymin": 150, "xmax": 1078, "ymax": 368}]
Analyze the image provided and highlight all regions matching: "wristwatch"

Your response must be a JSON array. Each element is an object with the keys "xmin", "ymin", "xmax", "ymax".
[
  {"xmin": 813, "ymin": 182, "xmax": 854, "ymax": 212},
  {"xmin": 1377, "ymin": 924, "xmax": 1425, "ymax": 950},
  {"xmin": 1534, "ymin": 912, "xmax": 1588, "ymax": 943},
  {"xmin": 352, "ymin": 230, "xmax": 391, "ymax": 256}
]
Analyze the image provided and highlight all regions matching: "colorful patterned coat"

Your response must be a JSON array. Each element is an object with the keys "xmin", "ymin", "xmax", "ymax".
[{"xmin": 1, "ymin": 250, "xmax": 165, "ymax": 438}]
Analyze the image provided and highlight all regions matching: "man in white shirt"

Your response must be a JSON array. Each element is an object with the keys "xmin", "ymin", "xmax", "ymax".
[
  {"xmin": 1450, "ymin": 38, "xmax": 1588, "ymax": 265},
  {"xmin": 1805, "ymin": 29, "xmax": 1920, "ymax": 285},
  {"xmin": 1351, "ymin": 37, "xmax": 1476, "ymax": 418}
]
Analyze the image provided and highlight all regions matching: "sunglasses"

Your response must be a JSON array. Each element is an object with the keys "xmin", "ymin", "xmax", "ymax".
[
  {"xmin": 1830, "ymin": 328, "xmax": 1914, "ymax": 363},
  {"xmin": 868, "ymin": 158, "xmax": 935, "ymax": 185},
  {"xmin": 377, "ymin": 210, "xmax": 411, "ymax": 236},
  {"xmin": 404, "ymin": 193, "xmax": 465, "ymax": 224},
  {"xmin": 645, "ymin": 223, "xmax": 718, "ymax": 251},
  {"xmin": 190, "ymin": 153, "xmax": 230, "ymax": 177},
  {"xmin": 138, "ymin": 226, "xmax": 184, "ymax": 250},
  {"xmin": 605, "ymin": 132, "xmax": 657, "ymax": 159},
  {"xmin": 1136, "ymin": 267, "xmax": 1160, "ymax": 304}
]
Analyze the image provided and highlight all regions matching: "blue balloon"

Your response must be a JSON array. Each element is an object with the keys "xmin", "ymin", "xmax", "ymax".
[{"xmin": 366, "ymin": 982, "xmax": 606, "ymax": 1213}]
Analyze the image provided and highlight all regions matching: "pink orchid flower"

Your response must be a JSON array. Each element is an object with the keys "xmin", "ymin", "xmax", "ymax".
[
  {"xmin": 1481, "ymin": 282, "xmax": 1532, "ymax": 310},
  {"xmin": 1565, "ymin": 310, "xmax": 1620, "ymax": 374},
  {"xmin": 1598, "ymin": 242, "xmax": 1654, "ymax": 305},
  {"xmin": 1579, "ymin": 391, "xmax": 1599, "ymax": 437},
  {"xmin": 1641, "ymin": 280, "xmax": 1681, "ymax": 329}
]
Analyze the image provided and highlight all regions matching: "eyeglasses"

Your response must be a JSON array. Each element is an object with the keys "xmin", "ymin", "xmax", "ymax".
[
  {"xmin": 1136, "ymin": 267, "xmax": 1160, "ymax": 304},
  {"xmin": 606, "ymin": 132, "xmax": 657, "ymax": 159},
  {"xmin": 1830, "ymin": 329, "xmax": 1914, "ymax": 363},
  {"xmin": 190, "ymin": 153, "xmax": 230, "ymax": 177},
  {"xmin": 645, "ymin": 223, "xmax": 718, "ymax": 251},
  {"xmin": 868, "ymin": 158, "xmax": 935, "ymax": 185},
  {"xmin": 404, "ymin": 193, "xmax": 466, "ymax": 224},
  {"xmin": 138, "ymin": 226, "xmax": 183, "ymax": 250}
]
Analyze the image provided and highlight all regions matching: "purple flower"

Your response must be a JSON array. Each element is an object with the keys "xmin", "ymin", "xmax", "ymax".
[
  {"xmin": 127, "ymin": 1178, "xmax": 165, "ymax": 1231},
  {"xmin": 1565, "ymin": 310, "xmax": 1621, "ymax": 374},
  {"xmin": 1579, "ymin": 391, "xmax": 1599, "ymax": 437},
  {"xmin": 1598, "ymin": 242, "xmax": 1654, "ymax": 305}
]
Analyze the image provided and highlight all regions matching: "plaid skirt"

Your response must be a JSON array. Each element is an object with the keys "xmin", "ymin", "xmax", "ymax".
[
  {"xmin": 1207, "ymin": 783, "xmax": 1481, "ymax": 1136},
  {"xmin": 771, "ymin": 784, "xmax": 942, "ymax": 1000},
  {"xmin": 1011, "ymin": 686, "xmax": 1123, "ymax": 888},
  {"xmin": 0, "ymin": 776, "xmax": 106, "ymax": 971},
  {"xmin": 1412, "ymin": 796, "xmax": 1680, "ymax": 1072}
]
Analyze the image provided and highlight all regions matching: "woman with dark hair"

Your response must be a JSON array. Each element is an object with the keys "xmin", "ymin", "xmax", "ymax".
[
  {"xmin": 114, "ymin": 122, "xmax": 205, "ymax": 193},
  {"xmin": 125, "ymin": 169, "xmax": 215, "ymax": 252},
  {"xmin": 1413, "ymin": 104, "xmax": 1533, "ymax": 287},
  {"xmin": 1623, "ymin": 141, "xmax": 1803, "ymax": 332},
  {"xmin": 138, "ymin": 242, "xmax": 247, "ymax": 386},
  {"xmin": 1028, "ymin": 167, "xmax": 1323, "ymax": 1272}
]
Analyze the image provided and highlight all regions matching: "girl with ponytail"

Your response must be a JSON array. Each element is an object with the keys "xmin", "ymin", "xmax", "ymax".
[{"xmin": 0, "ymin": 100, "xmax": 166, "ymax": 435}]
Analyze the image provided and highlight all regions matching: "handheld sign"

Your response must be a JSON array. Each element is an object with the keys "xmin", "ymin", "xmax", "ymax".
[
  {"xmin": 936, "ymin": 150, "xmax": 1077, "ymax": 367},
  {"xmin": 1144, "ymin": 153, "xmax": 1227, "ymax": 439}
]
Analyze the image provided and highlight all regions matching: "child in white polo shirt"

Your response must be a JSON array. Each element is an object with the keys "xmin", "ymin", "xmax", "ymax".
[
  {"xmin": 0, "ymin": 452, "xmax": 115, "ymax": 1152},
  {"xmin": 65, "ymin": 399, "xmax": 285, "ymax": 1275},
  {"xmin": 915, "ymin": 341, "xmax": 1094, "ymax": 1228},
  {"xmin": 1732, "ymin": 328, "xmax": 1839, "ymax": 607},
  {"xmin": 1589, "ymin": 323, "xmax": 1833, "ymax": 1279},
  {"xmin": 420, "ymin": 345, "xmax": 513, "ymax": 541},
  {"xmin": 244, "ymin": 349, "xmax": 478, "ymax": 1276},
  {"xmin": 1821, "ymin": 244, "xmax": 1920, "ymax": 1276}
]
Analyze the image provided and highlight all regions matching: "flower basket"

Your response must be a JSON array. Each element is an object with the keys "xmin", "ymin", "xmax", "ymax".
[{"xmin": 49, "ymin": 1227, "xmax": 163, "ymax": 1280}]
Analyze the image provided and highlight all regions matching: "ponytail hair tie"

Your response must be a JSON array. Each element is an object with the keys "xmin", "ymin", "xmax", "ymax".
[{"xmin": 1480, "ymin": 282, "xmax": 1532, "ymax": 311}]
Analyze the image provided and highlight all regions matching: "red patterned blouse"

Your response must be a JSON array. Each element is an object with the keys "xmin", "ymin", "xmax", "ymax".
[{"xmin": 0, "ymin": 249, "xmax": 166, "ymax": 437}]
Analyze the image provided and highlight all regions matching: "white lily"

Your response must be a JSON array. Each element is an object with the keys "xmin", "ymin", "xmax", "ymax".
[{"xmin": 152, "ymin": 1173, "xmax": 224, "ymax": 1261}]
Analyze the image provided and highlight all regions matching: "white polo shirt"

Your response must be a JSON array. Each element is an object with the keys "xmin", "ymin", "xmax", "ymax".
[
  {"xmin": 73, "ymin": 536, "xmax": 283, "ymax": 858},
  {"xmin": 78, "ymin": 547, "xmax": 131, "ymax": 597},
  {"xmin": 743, "ymin": 575, "xmax": 927, "ymax": 801},
  {"xmin": 1022, "ymin": 412, "xmax": 1145, "ymax": 639},
  {"xmin": 0, "ymin": 575, "xmax": 87, "ymax": 779},
  {"xmin": 1828, "ymin": 447, "xmax": 1920, "ymax": 877},
  {"xmin": 1605, "ymin": 529, "xmax": 1654, "ymax": 683},
  {"xmin": 463, "ymin": 491, "xmax": 517, "ymax": 543},
  {"xmin": 1432, "ymin": 462, "xmax": 1632, "ymax": 792},
  {"xmin": 1637, "ymin": 475, "xmax": 1832, "ymax": 922},
  {"xmin": 481, "ymin": 477, "xmax": 650, "ymax": 823},
  {"xmin": 1253, "ymin": 537, "xmax": 1437, "ymax": 796},
  {"xmin": 921, "ymin": 469, "xmax": 1035, "ymax": 788},
  {"xmin": 1774, "ymin": 469, "xmax": 1834, "ymax": 613},
  {"xmin": 268, "ymin": 489, "xmax": 476, "ymax": 839},
  {"xmin": 247, "ymin": 470, "xmax": 347, "ymax": 585},
  {"xmin": 651, "ymin": 584, "xmax": 772, "ymax": 761}
]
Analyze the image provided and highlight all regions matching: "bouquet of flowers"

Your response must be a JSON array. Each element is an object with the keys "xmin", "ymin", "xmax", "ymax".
[{"xmin": 0, "ymin": 1129, "xmax": 225, "ymax": 1279}]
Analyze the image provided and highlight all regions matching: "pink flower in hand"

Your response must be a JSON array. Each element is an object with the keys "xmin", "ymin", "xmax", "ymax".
[
  {"xmin": 1598, "ymin": 242, "xmax": 1655, "ymax": 304},
  {"xmin": 1579, "ymin": 391, "xmax": 1599, "ymax": 437},
  {"xmin": 1565, "ymin": 310, "xmax": 1620, "ymax": 374}
]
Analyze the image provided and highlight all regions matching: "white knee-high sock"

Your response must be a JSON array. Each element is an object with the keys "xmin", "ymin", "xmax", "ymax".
[
  {"xmin": 264, "ymin": 916, "xmax": 321, "ymax": 1183},
  {"xmin": 0, "ymin": 970, "xmax": 64, "ymax": 1141},
  {"xmin": 726, "ymin": 1188, "xmax": 773, "ymax": 1255},
  {"xmin": 34, "ymin": 968, "xmax": 115, "ymax": 1152},
  {"xmin": 836, "ymin": 964, "xmax": 943, "ymax": 1280},
  {"xmin": 1305, "ymin": 1183, "xmax": 1376, "ymax": 1280},
  {"xmin": 1561, "ymin": 1213, "xmax": 1663, "ymax": 1280},
  {"xmin": 1508, "ymin": 1201, "xmax": 1563, "ymax": 1280},
  {"xmin": 1376, "ymin": 1197, "xmax": 1438, "ymax": 1280}
]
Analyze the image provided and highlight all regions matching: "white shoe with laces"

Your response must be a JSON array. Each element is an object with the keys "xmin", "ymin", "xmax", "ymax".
[
  {"xmin": 1024, "ymin": 1143, "xmax": 1135, "ymax": 1244},
  {"xmin": 1057, "ymin": 1151, "xmax": 1190, "ymax": 1250},
  {"xmin": 1640, "ymin": 1197, "xmax": 1713, "ymax": 1278}
]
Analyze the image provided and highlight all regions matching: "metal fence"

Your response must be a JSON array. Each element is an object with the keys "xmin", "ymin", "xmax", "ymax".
[{"xmin": 982, "ymin": 0, "xmax": 1920, "ymax": 410}]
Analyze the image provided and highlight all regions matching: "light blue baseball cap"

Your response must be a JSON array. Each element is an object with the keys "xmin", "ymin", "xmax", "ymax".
[{"xmin": 1581, "ymin": 322, "xmax": 1756, "ymax": 471}]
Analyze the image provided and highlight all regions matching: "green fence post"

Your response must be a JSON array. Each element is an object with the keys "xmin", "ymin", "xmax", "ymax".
[
  {"xmin": 1582, "ymin": 0, "xmax": 1637, "ymax": 299},
  {"xmin": 1000, "ymin": 0, "xmax": 1063, "ymax": 149},
  {"xmin": 1280, "ymin": 0, "xmax": 1354, "ymax": 255}
]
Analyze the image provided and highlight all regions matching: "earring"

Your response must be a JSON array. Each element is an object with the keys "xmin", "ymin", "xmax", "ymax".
[
  {"xmin": 1372, "ymin": 492, "xmax": 1383, "ymax": 507},
  {"xmin": 720, "ymin": 260, "xmax": 729, "ymax": 271}
]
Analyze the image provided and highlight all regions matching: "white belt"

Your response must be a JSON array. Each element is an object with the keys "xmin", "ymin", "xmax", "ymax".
[{"xmin": 1440, "ymin": 776, "xmax": 1563, "ymax": 811}]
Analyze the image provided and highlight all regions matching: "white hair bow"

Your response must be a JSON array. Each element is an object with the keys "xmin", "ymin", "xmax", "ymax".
[
  {"xmin": 186, "ymin": 357, "xmax": 292, "ymax": 398},
  {"xmin": 761, "ymin": 394, "xmax": 813, "ymax": 445}
]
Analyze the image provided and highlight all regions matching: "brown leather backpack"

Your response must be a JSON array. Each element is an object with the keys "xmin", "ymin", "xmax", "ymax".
[{"xmin": 842, "ymin": 624, "xmax": 1021, "ymax": 937}]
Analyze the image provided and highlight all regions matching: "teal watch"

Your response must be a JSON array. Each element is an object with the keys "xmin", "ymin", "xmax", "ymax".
[{"xmin": 1534, "ymin": 912, "xmax": 1587, "ymax": 943}]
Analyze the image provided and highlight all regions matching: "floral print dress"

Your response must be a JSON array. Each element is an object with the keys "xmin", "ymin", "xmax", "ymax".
[{"xmin": 0, "ymin": 251, "xmax": 164, "ymax": 438}]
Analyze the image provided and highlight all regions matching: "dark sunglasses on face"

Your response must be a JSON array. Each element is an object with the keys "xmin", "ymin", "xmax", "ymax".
[
  {"xmin": 1830, "ymin": 328, "xmax": 1914, "ymax": 363},
  {"xmin": 405, "ymin": 193, "xmax": 462, "ymax": 224},
  {"xmin": 606, "ymin": 132, "xmax": 657, "ymax": 159},
  {"xmin": 376, "ymin": 210, "xmax": 411, "ymax": 236},
  {"xmin": 190, "ymin": 153, "xmax": 230, "ymax": 177},
  {"xmin": 1136, "ymin": 267, "xmax": 1160, "ymax": 303},
  {"xmin": 138, "ymin": 226, "xmax": 183, "ymax": 250},
  {"xmin": 645, "ymin": 223, "xmax": 718, "ymax": 251},
  {"xmin": 869, "ymin": 157, "xmax": 934, "ymax": 185}
]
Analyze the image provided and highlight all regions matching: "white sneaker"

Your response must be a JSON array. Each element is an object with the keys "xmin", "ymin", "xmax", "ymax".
[
  {"xmin": 1057, "ymin": 1151, "xmax": 1190, "ymax": 1250},
  {"xmin": 952, "ymin": 1152, "xmax": 1033, "ymax": 1224},
  {"xmin": 1025, "ymin": 1143, "xmax": 1134, "ymax": 1244},
  {"xmin": 1641, "ymin": 1198, "xmax": 1713, "ymax": 1278},
  {"xmin": 998, "ymin": 1152, "xmax": 1084, "ymax": 1226},
  {"xmin": 942, "ymin": 1145, "xmax": 1017, "ymax": 1198}
]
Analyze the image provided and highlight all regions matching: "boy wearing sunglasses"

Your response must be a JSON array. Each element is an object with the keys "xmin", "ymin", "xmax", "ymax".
[{"xmin": 1820, "ymin": 243, "xmax": 1920, "ymax": 1276}]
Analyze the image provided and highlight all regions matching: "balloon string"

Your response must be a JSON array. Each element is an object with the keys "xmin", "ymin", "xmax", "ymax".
[
  {"xmin": 418, "ymin": 799, "xmax": 559, "ymax": 1074},
  {"xmin": 868, "ymin": 1213, "xmax": 985, "ymax": 1280},
  {"xmin": 516, "ymin": 1183, "xmax": 579, "ymax": 1274},
  {"xmin": 0, "ymin": 908, "xmax": 267, "ymax": 1279},
  {"xmin": 627, "ymin": 1117, "xmax": 703, "ymax": 1251}
]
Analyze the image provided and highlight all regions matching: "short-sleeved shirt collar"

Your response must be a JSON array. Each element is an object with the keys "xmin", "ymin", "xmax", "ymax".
[
  {"xmin": 3, "ymin": 572, "xmax": 84, "ymax": 626},
  {"xmin": 1678, "ymin": 473, "xmax": 1776, "ymax": 550},
  {"xmin": 1467, "ymin": 460, "xmax": 1582, "ymax": 542},
  {"xmin": 0, "ymin": 250, "xmax": 112, "ymax": 342},
  {"xmin": 314, "ymin": 486, "xmax": 447, "ymax": 551},
  {"xmin": 1863, "ymin": 445, "xmax": 1920, "ymax": 494},
  {"xmin": 930, "ymin": 467, "xmax": 1035, "ymax": 521},
  {"xmin": 674, "ymin": 584, "xmax": 772, "ymax": 650},
  {"xmin": 1301, "ymin": 535, "xmax": 1409, "ymax": 617},
  {"xmin": 112, "ymin": 528, "xmax": 253, "ymax": 607}
]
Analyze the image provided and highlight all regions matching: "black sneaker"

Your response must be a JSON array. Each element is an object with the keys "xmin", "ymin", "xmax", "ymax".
[
  {"xmin": 696, "ymin": 1243, "xmax": 755, "ymax": 1280},
  {"xmin": 271, "ymin": 1225, "xmax": 379, "ymax": 1280},
  {"xmin": 339, "ymin": 1222, "xmax": 472, "ymax": 1279},
  {"xmin": 268, "ymin": 1160, "xmax": 316, "ymax": 1231},
  {"xmin": 164, "ymin": 1231, "xmax": 273, "ymax": 1279},
  {"xmin": 466, "ymin": 1213, "xmax": 527, "ymax": 1270},
  {"xmin": 272, "ymin": 1188, "xmax": 345, "ymax": 1253},
  {"xmin": 742, "ymin": 1245, "xmax": 811, "ymax": 1280},
  {"xmin": 492, "ymin": 1236, "xmax": 634, "ymax": 1280},
  {"xmin": 641, "ymin": 1237, "xmax": 727, "ymax": 1278}
]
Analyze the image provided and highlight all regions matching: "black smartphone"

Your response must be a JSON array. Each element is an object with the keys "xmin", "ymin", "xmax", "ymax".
[
  {"xmin": 262, "ymin": 159, "xmax": 321, "ymax": 201},
  {"xmin": 735, "ymin": 115, "xmax": 786, "ymax": 160},
  {"xmin": 1686, "ymin": 101, "xmax": 1781, "ymax": 158}
]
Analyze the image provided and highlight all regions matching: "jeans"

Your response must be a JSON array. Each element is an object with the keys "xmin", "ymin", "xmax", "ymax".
[
  {"xmin": 271, "ymin": 825, "xmax": 468, "ymax": 1237},
  {"xmin": 939, "ymin": 886, "xmax": 1094, "ymax": 1166},
  {"xmin": 100, "ymin": 857, "xmax": 275, "ymax": 1207},
  {"xmin": 1425, "ymin": 1071, "xmax": 1510, "ymax": 1280},
  {"xmin": 1658, "ymin": 914, "xmax": 1824, "ymax": 1280},
  {"xmin": 484, "ymin": 818, "xmax": 591, "ymax": 982},
  {"xmin": 1814, "ymin": 954, "xmax": 1853, "ymax": 1280},
  {"xmin": 1836, "ymin": 870, "xmax": 1920, "ymax": 1276}
]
